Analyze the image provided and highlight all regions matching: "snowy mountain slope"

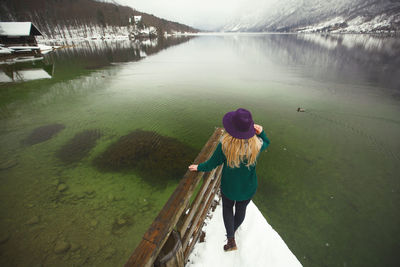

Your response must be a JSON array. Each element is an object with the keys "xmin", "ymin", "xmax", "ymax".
[
  {"xmin": 223, "ymin": 0, "xmax": 400, "ymax": 33},
  {"xmin": 0, "ymin": 0, "xmax": 198, "ymax": 40}
]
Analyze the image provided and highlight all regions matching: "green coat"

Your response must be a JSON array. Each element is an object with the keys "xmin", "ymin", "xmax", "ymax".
[{"xmin": 198, "ymin": 130, "xmax": 270, "ymax": 201}]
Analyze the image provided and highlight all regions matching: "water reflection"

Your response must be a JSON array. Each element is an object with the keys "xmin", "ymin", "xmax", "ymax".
[
  {"xmin": 0, "ymin": 36, "xmax": 193, "ymax": 84},
  {"xmin": 46, "ymin": 36, "xmax": 194, "ymax": 71},
  {"xmin": 298, "ymin": 34, "xmax": 399, "ymax": 53},
  {"xmin": 227, "ymin": 34, "xmax": 400, "ymax": 94},
  {"xmin": 0, "ymin": 58, "xmax": 54, "ymax": 82},
  {"xmin": 0, "ymin": 36, "xmax": 195, "ymax": 118}
]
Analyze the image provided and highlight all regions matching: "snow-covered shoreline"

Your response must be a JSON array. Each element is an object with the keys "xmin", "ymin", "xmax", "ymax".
[
  {"xmin": 187, "ymin": 200, "xmax": 302, "ymax": 267},
  {"xmin": 34, "ymin": 24, "xmax": 196, "ymax": 44},
  {"xmin": 297, "ymin": 14, "xmax": 399, "ymax": 34}
]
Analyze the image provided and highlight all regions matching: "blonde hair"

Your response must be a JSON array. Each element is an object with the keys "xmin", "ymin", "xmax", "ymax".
[{"xmin": 221, "ymin": 132, "xmax": 262, "ymax": 168}]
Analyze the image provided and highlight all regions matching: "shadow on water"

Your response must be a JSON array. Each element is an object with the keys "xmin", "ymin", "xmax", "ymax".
[
  {"xmin": 22, "ymin": 123, "xmax": 65, "ymax": 146},
  {"xmin": 56, "ymin": 129, "xmax": 102, "ymax": 164},
  {"xmin": 94, "ymin": 130, "xmax": 197, "ymax": 187}
]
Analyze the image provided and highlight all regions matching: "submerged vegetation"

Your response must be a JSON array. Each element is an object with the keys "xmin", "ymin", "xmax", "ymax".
[
  {"xmin": 94, "ymin": 130, "xmax": 197, "ymax": 186},
  {"xmin": 56, "ymin": 129, "xmax": 102, "ymax": 164},
  {"xmin": 22, "ymin": 123, "xmax": 65, "ymax": 146}
]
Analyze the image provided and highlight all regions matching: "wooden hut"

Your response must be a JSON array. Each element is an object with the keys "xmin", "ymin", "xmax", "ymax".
[
  {"xmin": 0, "ymin": 22, "xmax": 42, "ymax": 47},
  {"xmin": 0, "ymin": 22, "xmax": 44, "ymax": 58}
]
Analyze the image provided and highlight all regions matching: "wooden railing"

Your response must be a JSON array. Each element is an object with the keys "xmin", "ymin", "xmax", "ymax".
[{"xmin": 125, "ymin": 127, "xmax": 225, "ymax": 267}]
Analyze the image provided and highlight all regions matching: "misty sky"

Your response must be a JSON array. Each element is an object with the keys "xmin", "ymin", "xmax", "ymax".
[{"xmin": 115, "ymin": 0, "xmax": 252, "ymax": 30}]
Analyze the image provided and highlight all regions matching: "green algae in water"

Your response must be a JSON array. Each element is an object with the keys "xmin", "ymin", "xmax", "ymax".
[
  {"xmin": 94, "ymin": 130, "xmax": 197, "ymax": 186},
  {"xmin": 22, "ymin": 123, "xmax": 66, "ymax": 146},
  {"xmin": 56, "ymin": 129, "xmax": 102, "ymax": 164}
]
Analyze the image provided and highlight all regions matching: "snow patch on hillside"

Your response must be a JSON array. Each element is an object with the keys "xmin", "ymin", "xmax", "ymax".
[
  {"xmin": 340, "ymin": 14, "xmax": 397, "ymax": 33},
  {"xmin": 37, "ymin": 24, "xmax": 131, "ymax": 42},
  {"xmin": 222, "ymin": 0, "xmax": 400, "ymax": 33},
  {"xmin": 33, "ymin": 23, "xmax": 193, "ymax": 44},
  {"xmin": 298, "ymin": 14, "xmax": 398, "ymax": 33}
]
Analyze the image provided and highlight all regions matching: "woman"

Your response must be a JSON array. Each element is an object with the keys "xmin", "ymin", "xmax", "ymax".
[{"xmin": 188, "ymin": 108, "xmax": 270, "ymax": 251}]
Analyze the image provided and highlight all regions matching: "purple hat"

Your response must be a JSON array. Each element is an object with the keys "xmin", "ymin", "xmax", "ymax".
[{"xmin": 222, "ymin": 108, "xmax": 255, "ymax": 139}]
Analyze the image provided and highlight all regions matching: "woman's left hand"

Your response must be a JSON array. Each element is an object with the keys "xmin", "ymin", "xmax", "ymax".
[
  {"xmin": 188, "ymin": 164, "xmax": 198, "ymax": 172},
  {"xmin": 254, "ymin": 124, "xmax": 263, "ymax": 135}
]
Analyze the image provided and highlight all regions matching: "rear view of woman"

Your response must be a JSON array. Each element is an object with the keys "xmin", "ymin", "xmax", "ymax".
[{"xmin": 189, "ymin": 108, "xmax": 270, "ymax": 251}]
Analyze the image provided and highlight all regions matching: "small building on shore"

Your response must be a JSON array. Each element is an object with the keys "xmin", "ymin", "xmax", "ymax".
[
  {"xmin": 0, "ymin": 22, "xmax": 43, "ymax": 46},
  {"xmin": 0, "ymin": 22, "xmax": 44, "ymax": 58},
  {"xmin": 134, "ymin": 16, "xmax": 142, "ymax": 24}
]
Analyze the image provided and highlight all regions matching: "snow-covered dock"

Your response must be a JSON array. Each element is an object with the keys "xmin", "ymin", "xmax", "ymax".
[{"xmin": 187, "ymin": 200, "xmax": 302, "ymax": 267}]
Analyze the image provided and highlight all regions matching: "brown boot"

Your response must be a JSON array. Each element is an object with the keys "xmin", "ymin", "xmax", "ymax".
[{"xmin": 223, "ymin": 237, "xmax": 237, "ymax": 251}]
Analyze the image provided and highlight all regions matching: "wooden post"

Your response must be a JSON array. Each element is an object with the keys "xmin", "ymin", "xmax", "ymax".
[{"xmin": 154, "ymin": 231, "xmax": 184, "ymax": 267}]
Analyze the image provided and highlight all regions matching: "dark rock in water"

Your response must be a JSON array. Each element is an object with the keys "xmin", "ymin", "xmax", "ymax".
[
  {"xmin": 54, "ymin": 240, "xmax": 71, "ymax": 254},
  {"xmin": 90, "ymin": 219, "xmax": 99, "ymax": 228},
  {"xmin": 0, "ymin": 233, "xmax": 10, "ymax": 244},
  {"xmin": 0, "ymin": 159, "xmax": 18, "ymax": 171},
  {"xmin": 104, "ymin": 247, "xmax": 116, "ymax": 259},
  {"xmin": 107, "ymin": 194, "xmax": 116, "ymax": 202},
  {"xmin": 70, "ymin": 242, "xmax": 81, "ymax": 252},
  {"xmin": 111, "ymin": 215, "xmax": 133, "ymax": 235},
  {"xmin": 23, "ymin": 124, "xmax": 65, "ymax": 146},
  {"xmin": 26, "ymin": 216, "xmax": 40, "ymax": 225},
  {"xmin": 94, "ymin": 130, "xmax": 197, "ymax": 186},
  {"xmin": 57, "ymin": 183, "xmax": 68, "ymax": 192},
  {"xmin": 56, "ymin": 129, "xmax": 102, "ymax": 164}
]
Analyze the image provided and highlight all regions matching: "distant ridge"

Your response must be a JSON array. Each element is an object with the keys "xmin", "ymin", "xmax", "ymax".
[
  {"xmin": 0, "ymin": 0, "xmax": 198, "ymax": 38},
  {"xmin": 222, "ymin": 0, "xmax": 400, "ymax": 33}
]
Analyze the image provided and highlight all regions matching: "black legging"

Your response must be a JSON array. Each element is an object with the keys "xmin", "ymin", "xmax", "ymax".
[{"xmin": 222, "ymin": 193, "xmax": 251, "ymax": 238}]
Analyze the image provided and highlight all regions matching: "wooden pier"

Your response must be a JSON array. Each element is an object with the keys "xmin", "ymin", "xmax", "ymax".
[{"xmin": 125, "ymin": 127, "xmax": 225, "ymax": 267}]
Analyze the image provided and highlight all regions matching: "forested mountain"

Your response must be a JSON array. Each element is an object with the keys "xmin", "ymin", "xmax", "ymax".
[{"xmin": 0, "ymin": 0, "xmax": 198, "ymax": 38}]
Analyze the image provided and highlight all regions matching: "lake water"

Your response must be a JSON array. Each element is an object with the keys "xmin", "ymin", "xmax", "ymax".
[{"xmin": 0, "ymin": 34, "xmax": 399, "ymax": 267}]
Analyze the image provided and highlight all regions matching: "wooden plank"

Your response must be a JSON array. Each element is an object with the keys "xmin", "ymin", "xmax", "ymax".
[
  {"xmin": 125, "ymin": 128, "xmax": 224, "ymax": 267},
  {"xmin": 183, "ymin": 170, "xmax": 222, "ymax": 261},
  {"xmin": 181, "ymin": 165, "xmax": 223, "ymax": 250},
  {"xmin": 176, "ymin": 169, "xmax": 216, "ymax": 238},
  {"xmin": 184, "ymin": 167, "xmax": 222, "ymax": 261},
  {"xmin": 178, "ymin": 167, "xmax": 217, "ymax": 238},
  {"xmin": 124, "ymin": 239, "xmax": 156, "ymax": 267},
  {"xmin": 156, "ymin": 231, "xmax": 184, "ymax": 267},
  {"xmin": 163, "ymin": 244, "xmax": 184, "ymax": 267}
]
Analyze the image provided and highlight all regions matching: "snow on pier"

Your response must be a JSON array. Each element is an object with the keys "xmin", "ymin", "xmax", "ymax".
[{"xmin": 187, "ymin": 201, "xmax": 302, "ymax": 267}]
